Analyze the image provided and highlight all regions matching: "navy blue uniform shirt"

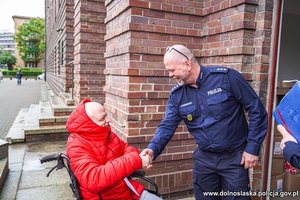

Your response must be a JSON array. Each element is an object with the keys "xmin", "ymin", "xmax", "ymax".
[
  {"xmin": 283, "ymin": 141, "xmax": 300, "ymax": 169},
  {"xmin": 148, "ymin": 66, "xmax": 268, "ymax": 159}
]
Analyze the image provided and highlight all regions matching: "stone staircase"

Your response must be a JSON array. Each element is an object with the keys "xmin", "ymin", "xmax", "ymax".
[
  {"xmin": 5, "ymin": 84, "xmax": 75, "ymax": 144},
  {"xmin": 0, "ymin": 139, "xmax": 8, "ymax": 190}
]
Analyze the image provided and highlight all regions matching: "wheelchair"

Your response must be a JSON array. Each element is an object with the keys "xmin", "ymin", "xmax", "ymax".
[{"xmin": 40, "ymin": 153, "xmax": 161, "ymax": 200}]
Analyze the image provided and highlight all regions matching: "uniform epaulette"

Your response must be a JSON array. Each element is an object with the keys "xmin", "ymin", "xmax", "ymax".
[
  {"xmin": 208, "ymin": 66, "xmax": 229, "ymax": 73},
  {"xmin": 170, "ymin": 84, "xmax": 183, "ymax": 94}
]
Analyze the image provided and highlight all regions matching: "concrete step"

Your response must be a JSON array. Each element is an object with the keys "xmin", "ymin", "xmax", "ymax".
[
  {"xmin": 5, "ymin": 104, "xmax": 41, "ymax": 144},
  {"xmin": 0, "ymin": 140, "xmax": 9, "ymax": 190},
  {"xmin": 60, "ymin": 92, "xmax": 75, "ymax": 106},
  {"xmin": 24, "ymin": 104, "xmax": 40, "ymax": 129},
  {"xmin": 24, "ymin": 125, "xmax": 69, "ymax": 142},
  {"xmin": 5, "ymin": 108, "xmax": 28, "ymax": 144},
  {"xmin": 0, "ymin": 158, "xmax": 8, "ymax": 191},
  {"xmin": 45, "ymin": 83, "xmax": 74, "ymax": 116},
  {"xmin": 39, "ymin": 100, "xmax": 53, "ymax": 119},
  {"xmin": 0, "ymin": 140, "xmax": 8, "ymax": 159},
  {"xmin": 38, "ymin": 100, "xmax": 69, "ymax": 126},
  {"xmin": 49, "ymin": 95, "xmax": 75, "ymax": 116},
  {"xmin": 39, "ymin": 116, "xmax": 69, "ymax": 127}
]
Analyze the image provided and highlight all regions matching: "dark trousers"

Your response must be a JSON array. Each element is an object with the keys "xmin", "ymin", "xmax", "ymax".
[
  {"xmin": 17, "ymin": 78, "xmax": 21, "ymax": 85},
  {"xmin": 192, "ymin": 148, "xmax": 250, "ymax": 200}
]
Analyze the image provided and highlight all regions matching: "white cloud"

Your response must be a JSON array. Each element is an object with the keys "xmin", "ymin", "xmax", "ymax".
[{"xmin": 0, "ymin": 0, "xmax": 45, "ymax": 32}]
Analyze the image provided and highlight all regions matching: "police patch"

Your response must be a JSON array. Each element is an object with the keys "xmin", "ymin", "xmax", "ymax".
[
  {"xmin": 187, "ymin": 114, "xmax": 193, "ymax": 121},
  {"xmin": 207, "ymin": 87, "xmax": 222, "ymax": 96}
]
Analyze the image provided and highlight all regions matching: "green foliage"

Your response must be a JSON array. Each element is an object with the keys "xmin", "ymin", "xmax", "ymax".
[
  {"xmin": 0, "ymin": 51, "xmax": 16, "ymax": 70},
  {"xmin": 2, "ymin": 68, "xmax": 42, "ymax": 78},
  {"xmin": 14, "ymin": 18, "xmax": 45, "ymax": 66}
]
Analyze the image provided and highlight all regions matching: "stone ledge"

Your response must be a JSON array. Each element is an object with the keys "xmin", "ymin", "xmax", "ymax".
[
  {"xmin": 39, "ymin": 116, "xmax": 69, "ymax": 127},
  {"xmin": 49, "ymin": 96, "xmax": 75, "ymax": 116},
  {"xmin": 24, "ymin": 126, "xmax": 67, "ymax": 135},
  {"xmin": 60, "ymin": 92, "xmax": 75, "ymax": 106},
  {"xmin": 5, "ymin": 108, "xmax": 28, "ymax": 144},
  {"xmin": 0, "ymin": 158, "xmax": 9, "ymax": 191},
  {"xmin": 0, "ymin": 140, "xmax": 8, "ymax": 159}
]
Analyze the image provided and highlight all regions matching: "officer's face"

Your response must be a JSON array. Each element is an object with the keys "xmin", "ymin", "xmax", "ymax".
[{"xmin": 164, "ymin": 56, "xmax": 190, "ymax": 85}]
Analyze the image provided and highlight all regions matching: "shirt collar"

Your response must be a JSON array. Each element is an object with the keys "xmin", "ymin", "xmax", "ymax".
[{"xmin": 197, "ymin": 65, "xmax": 207, "ymax": 87}]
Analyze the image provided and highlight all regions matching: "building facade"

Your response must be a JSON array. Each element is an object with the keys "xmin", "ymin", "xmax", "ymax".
[
  {"xmin": 45, "ymin": 0, "xmax": 297, "ymax": 198},
  {"xmin": 0, "ymin": 31, "xmax": 15, "ymax": 56},
  {"xmin": 13, "ymin": 15, "xmax": 44, "ymax": 68}
]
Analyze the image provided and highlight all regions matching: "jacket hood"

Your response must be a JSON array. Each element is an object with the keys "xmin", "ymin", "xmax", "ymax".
[{"xmin": 66, "ymin": 99, "xmax": 111, "ymax": 141}]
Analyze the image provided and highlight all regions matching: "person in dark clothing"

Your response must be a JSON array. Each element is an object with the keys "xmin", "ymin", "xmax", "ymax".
[
  {"xmin": 141, "ymin": 44, "xmax": 268, "ymax": 200},
  {"xmin": 16, "ymin": 70, "xmax": 23, "ymax": 85},
  {"xmin": 277, "ymin": 125, "xmax": 300, "ymax": 169}
]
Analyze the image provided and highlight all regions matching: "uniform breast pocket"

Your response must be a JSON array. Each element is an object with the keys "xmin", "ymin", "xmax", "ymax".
[
  {"xmin": 207, "ymin": 93, "xmax": 234, "ymax": 119},
  {"xmin": 179, "ymin": 104, "xmax": 199, "ymax": 123}
]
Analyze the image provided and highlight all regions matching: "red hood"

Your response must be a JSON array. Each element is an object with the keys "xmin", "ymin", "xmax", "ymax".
[{"xmin": 66, "ymin": 99, "xmax": 111, "ymax": 141}]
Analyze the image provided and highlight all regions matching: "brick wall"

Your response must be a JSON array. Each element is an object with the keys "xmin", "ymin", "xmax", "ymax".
[
  {"xmin": 45, "ymin": 0, "xmax": 74, "ymax": 95},
  {"xmin": 73, "ymin": 0, "xmax": 106, "ymax": 104}
]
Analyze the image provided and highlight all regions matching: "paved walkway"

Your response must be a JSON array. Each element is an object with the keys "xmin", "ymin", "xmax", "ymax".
[{"xmin": 0, "ymin": 78, "xmax": 43, "ymax": 139}]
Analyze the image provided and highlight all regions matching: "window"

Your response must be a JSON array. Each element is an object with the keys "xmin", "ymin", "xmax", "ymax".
[
  {"xmin": 54, "ymin": 47, "xmax": 57, "ymax": 75},
  {"xmin": 59, "ymin": 40, "xmax": 63, "ymax": 65},
  {"xmin": 26, "ymin": 62, "xmax": 36, "ymax": 68}
]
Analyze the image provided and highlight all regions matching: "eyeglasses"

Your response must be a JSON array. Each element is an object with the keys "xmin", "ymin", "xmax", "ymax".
[{"xmin": 166, "ymin": 46, "xmax": 189, "ymax": 60}]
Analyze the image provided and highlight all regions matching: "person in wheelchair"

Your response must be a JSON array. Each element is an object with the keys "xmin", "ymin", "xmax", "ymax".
[{"xmin": 66, "ymin": 99, "xmax": 162, "ymax": 200}]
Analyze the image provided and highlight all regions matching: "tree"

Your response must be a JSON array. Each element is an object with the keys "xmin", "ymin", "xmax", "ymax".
[
  {"xmin": 0, "ymin": 51, "xmax": 16, "ymax": 70},
  {"xmin": 14, "ymin": 18, "xmax": 45, "ymax": 67}
]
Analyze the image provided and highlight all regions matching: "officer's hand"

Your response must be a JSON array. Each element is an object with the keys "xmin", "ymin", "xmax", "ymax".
[
  {"xmin": 240, "ymin": 151, "xmax": 258, "ymax": 169},
  {"xmin": 277, "ymin": 125, "xmax": 297, "ymax": 149},
  {"xmin": 140, "ymin": 149, "xmax": 154, "ymax": 169}
]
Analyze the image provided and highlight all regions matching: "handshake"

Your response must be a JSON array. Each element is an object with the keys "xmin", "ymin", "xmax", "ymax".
[{"xmin": 139, "ymin": 148, "xmax": 154, "ymax": 169}]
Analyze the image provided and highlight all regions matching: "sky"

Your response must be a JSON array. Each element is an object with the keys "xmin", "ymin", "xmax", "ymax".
[{"xmin": 0, "ymin": 0, "xmax": 45, "ymax": 32}]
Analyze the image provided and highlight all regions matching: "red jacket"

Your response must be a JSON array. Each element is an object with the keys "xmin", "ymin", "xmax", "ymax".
[{"xmin": 66, "ymin": 100, "xmax": 144, "ymax": 200}]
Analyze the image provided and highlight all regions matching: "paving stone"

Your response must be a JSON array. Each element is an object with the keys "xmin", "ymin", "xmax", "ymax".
[
  {"xmin": 18, "ymin": 169, "xmax": 70, "ymax": 189},
  {"xmin": 0, "ymin": 170, "xmax": 21, "ymax": 200},
  {"xmin": 8, "ymin": 143, "xmax": 26, "ymax": 164},
  {"xmin": 16, "ymin": 184, "xmax": 74, "ymax": 200}
]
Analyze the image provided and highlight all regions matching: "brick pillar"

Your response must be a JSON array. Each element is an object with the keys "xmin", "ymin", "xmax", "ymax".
[
  {"xmin": 104, "ymin": 0, "xmax": 202, "ymax": 198},
  {"xmin": 73, "ymin": 0, "xmax": 106, "ymax": 104},
  {"xmin": 64, "ymin": 0, "xmax": 75, "ymax": 93}
]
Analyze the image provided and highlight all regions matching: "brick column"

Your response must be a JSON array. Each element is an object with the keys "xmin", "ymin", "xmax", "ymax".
[
  {"xmin": 104, "ymin": 0, "xmax": 202, "ymax": 198},
  {"xmin": 73, "ymin": 0, "xmax": 106, "ymax": 104}
]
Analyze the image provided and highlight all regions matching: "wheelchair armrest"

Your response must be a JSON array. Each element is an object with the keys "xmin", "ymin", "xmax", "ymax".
[
  {"xmin": 40, "ymin": 154, "xmax": 59, "ymax": 164},
  {"xmin": 129, "ymin": 170, "xmax": 145, "ymax": 178},
  {"xmin": 129, "ymin": 170, "xmax": 161, "ymax": 197}
]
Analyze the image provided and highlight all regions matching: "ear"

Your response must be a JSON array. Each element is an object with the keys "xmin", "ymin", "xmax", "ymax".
[{"xmin": 185, "ymin": 60, "xmax": 192, "ymax": 71}]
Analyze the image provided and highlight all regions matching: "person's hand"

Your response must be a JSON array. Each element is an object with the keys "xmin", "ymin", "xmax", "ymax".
[
  {"xmin": 240, "ymin": 151, "xmax": 259, "ymax": 169},
  {"xmin": 140, "ymin": 148, "xmax": 154, "ymax": 169},
  {"xmin": 277, "ymin": 125, "xmax": 297, "ymax": 149},
  {"xmin": 139, "ymin": 154, "xmax": 152, "ymax": 169}
]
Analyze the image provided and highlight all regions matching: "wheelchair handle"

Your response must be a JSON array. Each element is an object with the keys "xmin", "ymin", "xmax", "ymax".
[{"xmin": 40, "ymin": 154, "xmax": 59, "ymax": 164}]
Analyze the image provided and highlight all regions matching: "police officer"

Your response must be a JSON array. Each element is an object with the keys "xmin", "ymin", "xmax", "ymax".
[
  {"xmin": 277, "ymin": 125, "xmax": 300, "ymax": 169},
  {"xmin": 141, "ymin": 44, "xmax": 268, "ymax": 200}
]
